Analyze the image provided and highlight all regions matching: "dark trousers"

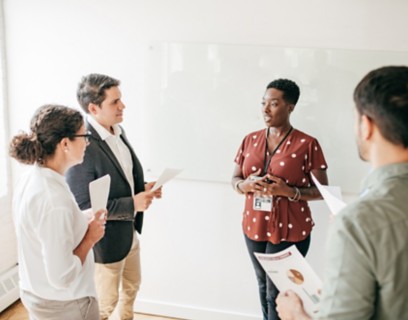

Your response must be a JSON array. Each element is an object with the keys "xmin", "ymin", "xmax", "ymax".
[{"xmin": 244, "ymin": 234, "xmax": 311, "ymax": 320}]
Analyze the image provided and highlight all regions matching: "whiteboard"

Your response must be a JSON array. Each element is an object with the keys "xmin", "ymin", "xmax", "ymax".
[{"xmin": 142, "ymin": 42, "xmax": 408, "ymax": 193}]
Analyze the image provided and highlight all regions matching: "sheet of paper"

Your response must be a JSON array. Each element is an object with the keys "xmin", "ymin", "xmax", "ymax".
[
  {"xmin": 311, "ymin": 173, "xmax": 346, "ymax": 215},
  {"xmin": 89, "ymin": 174, "xmax": 111, "ymax": 217},
  {"xmin": 151, "ymin": 168, "xmax": 183, "ymax": 191},
  {"xmin": 255, "ymin": 246, "xmax": 322, "ymax": 317}
]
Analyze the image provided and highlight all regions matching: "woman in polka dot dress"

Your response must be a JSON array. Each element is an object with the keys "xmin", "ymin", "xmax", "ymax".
[{"xmin": 231, "ymin": 79, "xmax": 328, "ymax": 320}]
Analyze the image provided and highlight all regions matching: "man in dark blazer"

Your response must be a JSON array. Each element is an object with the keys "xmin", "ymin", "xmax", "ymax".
[{"xmin": 66, "ymin": 74, "xmax": 161, "ymax": 320}]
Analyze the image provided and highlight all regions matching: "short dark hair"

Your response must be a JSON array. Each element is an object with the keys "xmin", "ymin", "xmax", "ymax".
[
  {"xmin": 354, "ymin": 66, "xmax": 408, "ymax": 148},
  {"xmin": 77, "ymin": 73, "xmax": 120, "ymax": 113},
  {"xmin": 9, "ymin": 104, "xmax": 83, "ymax": 165},
  {"xmin": 266, "ymin": 79, "xmax": 300, "ymax": 105}
]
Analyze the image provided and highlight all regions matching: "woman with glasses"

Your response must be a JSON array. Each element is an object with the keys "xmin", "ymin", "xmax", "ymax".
[{"xmin": 10, "ymin": 104, "xmax": 106, "ymax": 320}]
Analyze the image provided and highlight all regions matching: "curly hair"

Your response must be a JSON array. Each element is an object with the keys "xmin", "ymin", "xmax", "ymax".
[
  {"xmin": 9, "ymin": 104, "xmax": 83, "ymax": 165},
  {"xmin": 266, "ymin": 79, "xmax": 300, "ymax": 105}
]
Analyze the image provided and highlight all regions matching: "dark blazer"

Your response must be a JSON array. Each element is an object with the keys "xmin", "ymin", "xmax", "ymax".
[{"xmin": 66, "ymin": 122, "xmax": 145, "ymax": 264}]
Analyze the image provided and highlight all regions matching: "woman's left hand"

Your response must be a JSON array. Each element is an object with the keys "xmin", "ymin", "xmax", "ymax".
[{"xmin": 262, "ymin": 174, "xmax": 293, "ymax": 197}]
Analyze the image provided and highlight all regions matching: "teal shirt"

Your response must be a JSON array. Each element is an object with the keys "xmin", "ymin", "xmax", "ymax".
[{"xmin": 318, "ymin": 163, "xmax": 408, "ymax": 319}]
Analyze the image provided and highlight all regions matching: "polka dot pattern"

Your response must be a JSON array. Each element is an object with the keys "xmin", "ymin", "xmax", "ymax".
[{"xmin": 234, "ymin": 128, "xmax": 327, "ymax": 243}]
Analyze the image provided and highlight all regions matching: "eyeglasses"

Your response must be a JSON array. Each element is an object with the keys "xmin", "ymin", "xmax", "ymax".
[{"xmin": 70, "ymin": 131, "xmax": 93, "ymax": 143}]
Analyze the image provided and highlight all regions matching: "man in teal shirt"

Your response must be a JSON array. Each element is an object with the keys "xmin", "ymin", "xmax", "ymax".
[{"xmin": 276, "ymin": 65, "xmax": 408, "ymax": 319}]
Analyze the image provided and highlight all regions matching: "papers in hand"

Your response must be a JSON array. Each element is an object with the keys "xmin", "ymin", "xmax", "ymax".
[
  {"xmin": 89, "ymin": 174, "xmax": 111, "ymax": 219},
  {"xmin": 255, "ymin": 246, "xmax": 322, "ymax": 317},
  {"xmin": 151, "ymin": 168, "xmax": 183, "ymax": 191},
  {"xmin": 311, "ymin": 173, "xmax": 346, "ymax": 215}
]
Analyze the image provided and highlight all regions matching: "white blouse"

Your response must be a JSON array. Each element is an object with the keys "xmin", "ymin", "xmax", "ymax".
[{"xmin": 13, "ymin": 165, "xmax": 96, "ymax": 300}]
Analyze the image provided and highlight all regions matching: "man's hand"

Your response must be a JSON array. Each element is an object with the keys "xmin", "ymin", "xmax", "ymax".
[
  {"xmin": 145, "ymin": 181, "xmax": 163, "ymax": 199},
  {"xmin": 133, "ymin": 191, "xmax": 154, "ymax": 211},
  {"xmin": 276, "ymin": 290, "xmax": 311, "ymax": 320}
]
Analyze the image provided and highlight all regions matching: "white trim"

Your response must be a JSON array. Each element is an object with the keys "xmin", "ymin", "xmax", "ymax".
[
  {"xmin": 0, "ymin": 0, "xmax": 10, "ymax": 192},
  {"xmin": 0, "ymin": 265, "xmax": 19, "ymax": 312}
]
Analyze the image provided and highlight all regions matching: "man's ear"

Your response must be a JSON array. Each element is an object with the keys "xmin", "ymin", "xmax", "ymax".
[
  {"xmin": 360, "ymin": 114, "xmax": 374, "ymax": 141},
  {"xmin": 88, "ymin": 103, "xmax": 99, "ymax": 116},
  {"xmin": 288, "ymin": 104, "xmax": 295, "ymax": 113}
]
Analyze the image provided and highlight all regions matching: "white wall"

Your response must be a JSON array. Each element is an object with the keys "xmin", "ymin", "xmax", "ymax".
[
  {"xmin": 0, "ymin": 0, "xmax": 17, "ymax": 280},
  {"xmin": 3, "ymin": 0, "xmax": 408, "ymax": 319}
]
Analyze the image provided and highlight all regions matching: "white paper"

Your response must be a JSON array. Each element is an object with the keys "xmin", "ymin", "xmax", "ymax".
[
  {"xmin": 89, "ymin": 174, "xmax": 111, "ymax": 218},
  {"xmin": 151, "ymin": 168, "xmax": 183, "ymax": 191},
  {"xmin": 255, "ymin": 246, "xmax": 322, "ymax": 317},
  {"xmin": 311, "ymin": 173, "xmax": 346, "ymax": 215}
]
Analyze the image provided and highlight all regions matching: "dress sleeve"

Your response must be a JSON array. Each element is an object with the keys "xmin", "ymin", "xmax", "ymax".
[
  {"xmin": 234, "ymin": 137, "xmax": 246, "ymax": 166},
  {"xmin": 306, "ymin": 139, "xmax": 328, "ymax": 172},
  {"xmin": 318, "ymin": 208, "xmax": 376, "ymax": 319}
]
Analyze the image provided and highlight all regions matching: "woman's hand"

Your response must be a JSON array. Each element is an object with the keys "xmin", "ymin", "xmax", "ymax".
[
  {"xmin": 87, "ymin": 209, "xmax": 107, "ymax": 244},
  {"xmin": 74, "ymin": 209, "xmax": 106, "ymax": 264},
  {"xmin": 238, "ymin": 169, "xmax": 264, "ymax": 193},
  {"xmin": 259, "ymin": 174, "xmax": 294, "ymax": 198}
]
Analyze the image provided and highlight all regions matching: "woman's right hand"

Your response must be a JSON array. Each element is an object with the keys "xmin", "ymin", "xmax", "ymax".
[
  {"xmin": 133, "ymin": 191, "xmax": 155, "ymax": 211},
  {"xmin": 74, "ymin": 209, "xmax": 106, "ymax": 264},
  {"xmin": 239, "ymin": 169, "xmax": 263, "ymax": 193},
  {"xmin": 87, "ymin": 209, "xmax": 106, "ymax": 245}
]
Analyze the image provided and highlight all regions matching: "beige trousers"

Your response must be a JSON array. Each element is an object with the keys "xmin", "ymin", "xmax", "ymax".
[
  {"xmin": 95, "ymin": 233, "xmax": 141, "ymax": 320},
  {"xmin": 21, "ymin": 290, "xmax": 99, "ymax": 320}
]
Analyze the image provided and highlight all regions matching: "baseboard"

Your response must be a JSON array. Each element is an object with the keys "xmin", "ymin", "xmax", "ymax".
[
  {"xmin": 0, "ymin": 265, "xmax": 19, "ymax": 312},
  {"xmin": 134, "ymin": 299, "xmax": 260, "ymax": 320}
]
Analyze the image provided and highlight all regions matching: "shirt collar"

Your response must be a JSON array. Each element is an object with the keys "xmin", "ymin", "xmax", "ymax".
[
  {"xmin": 87, "ymin": 115, "xmax": 122, "ymax": 141},
  {"xmin": 362, "ymin": 162, "xmax": 408, "ymax": 195},
  {"xmin": 34, "ymin": 164, "xmax": 67, "ymax": 187}
]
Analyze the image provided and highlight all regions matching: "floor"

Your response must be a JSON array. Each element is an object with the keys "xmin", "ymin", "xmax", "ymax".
[{"xmin": 0, "ymin": 300, "xmax": 181, "ymax": 320}]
